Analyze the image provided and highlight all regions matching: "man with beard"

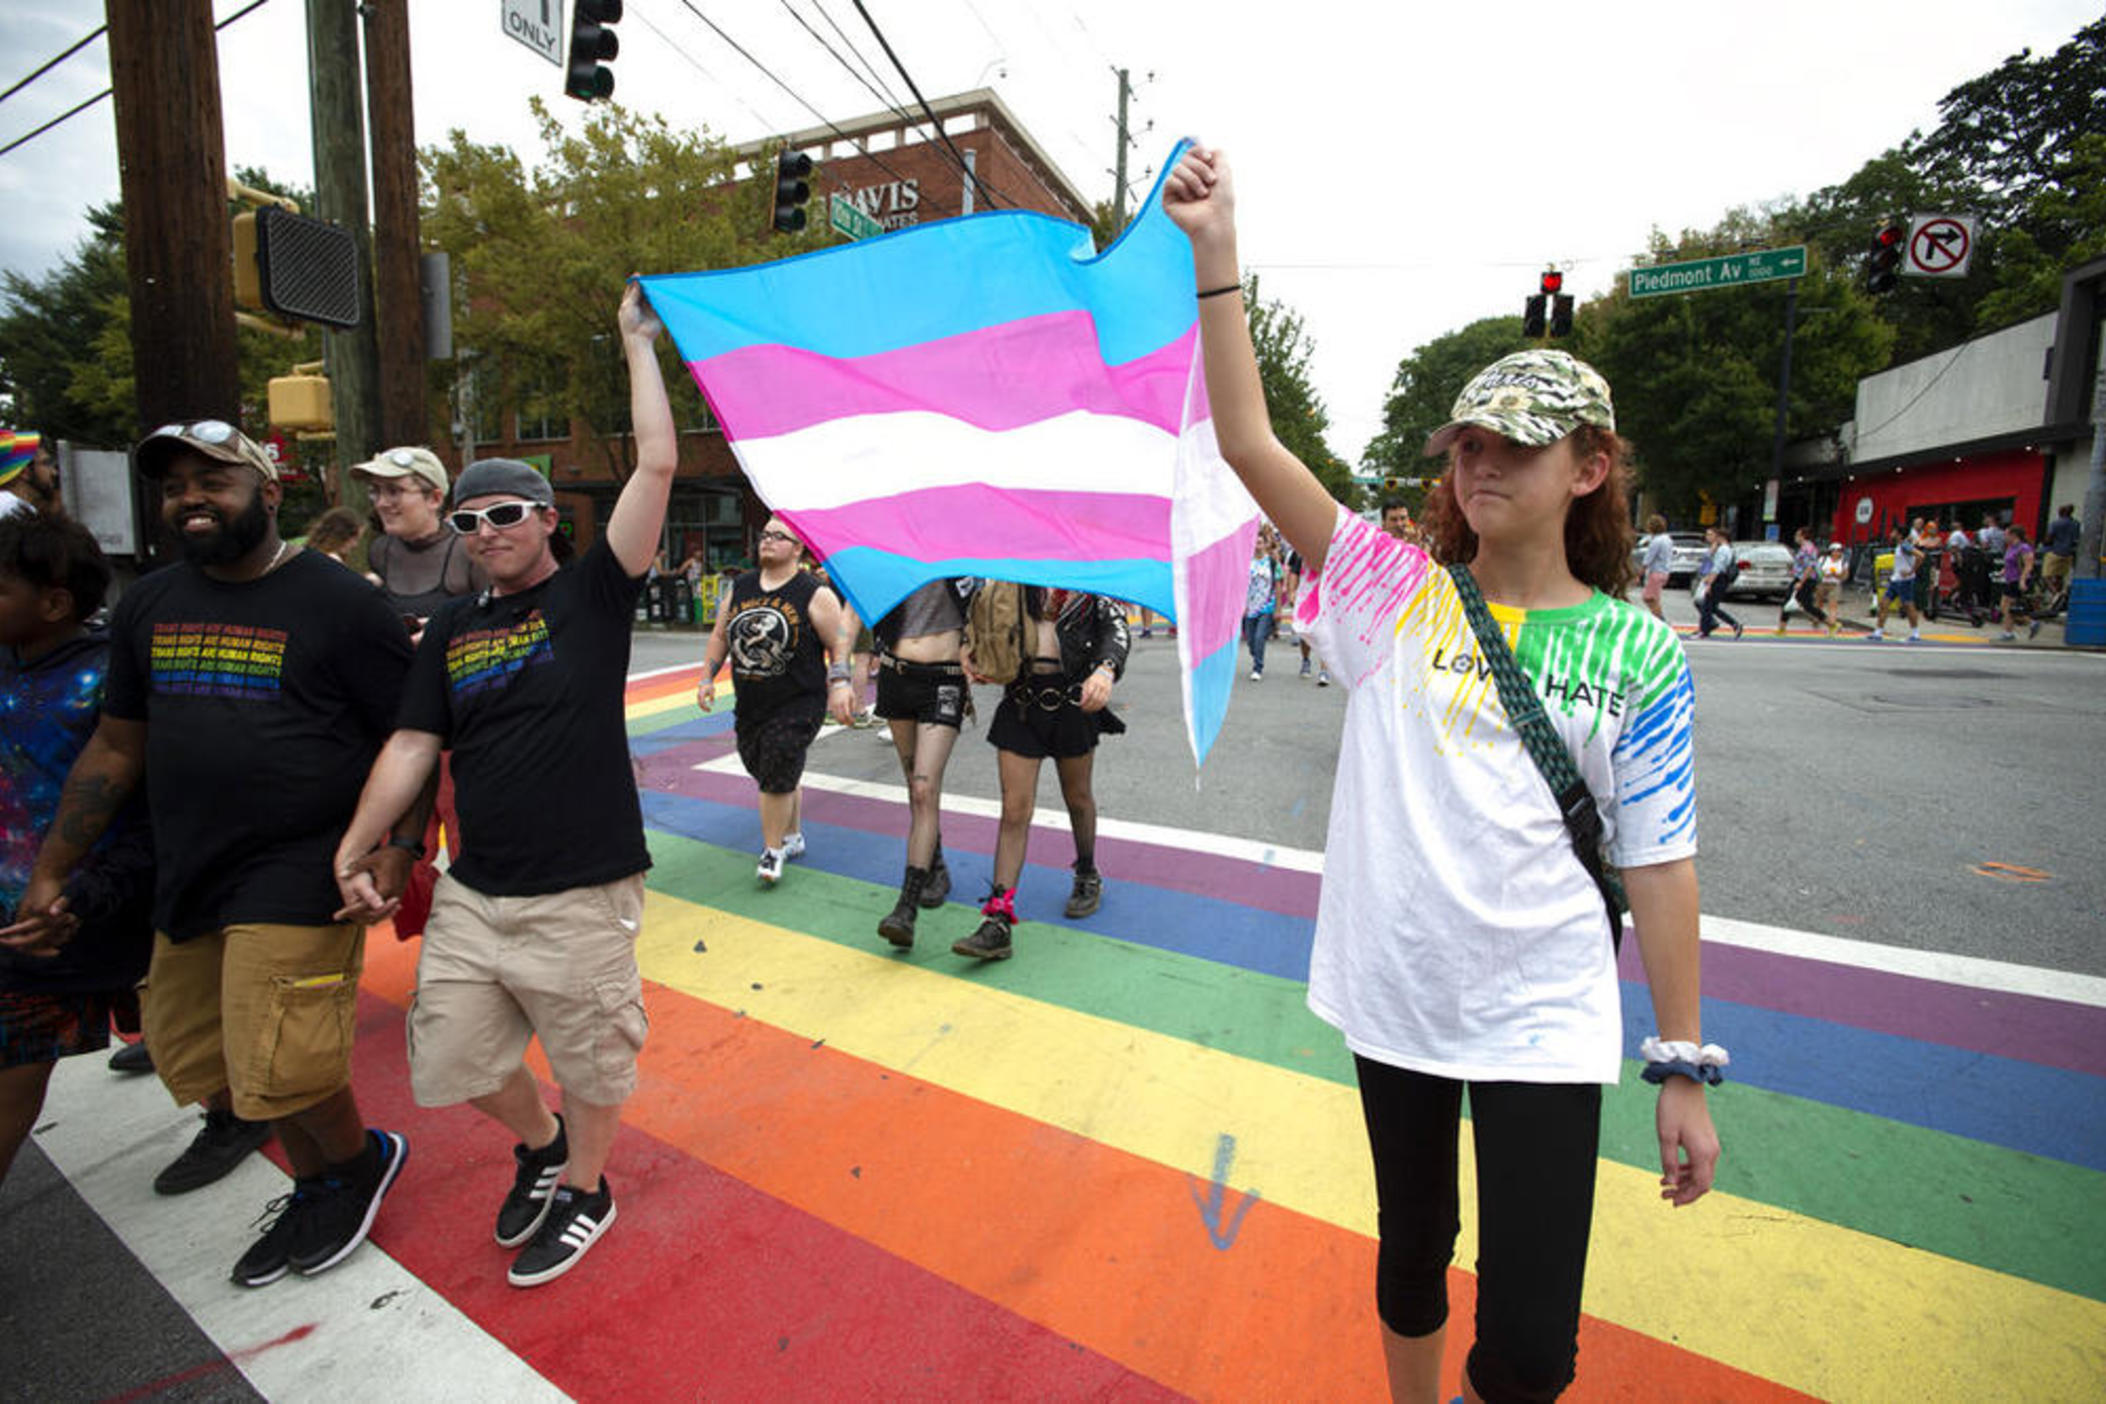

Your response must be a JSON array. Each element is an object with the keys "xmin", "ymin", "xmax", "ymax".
[
  {"xmin": 0, "ymin": 431, "xmax": 65, "ymax": 519},
  {"xmin": 5, "ymin": 420, "xmax": 417, "ymax": 1285}
]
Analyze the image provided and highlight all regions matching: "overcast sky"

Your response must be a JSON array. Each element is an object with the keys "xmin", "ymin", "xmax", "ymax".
[{"xmin": 0, "ymin": 1, "xmax": 2097, "ymax": 459}]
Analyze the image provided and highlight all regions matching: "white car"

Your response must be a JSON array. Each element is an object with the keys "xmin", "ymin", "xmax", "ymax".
[{"xmin": 1723, "ymin": 541, "xmax": 1795, "ymax": 601}]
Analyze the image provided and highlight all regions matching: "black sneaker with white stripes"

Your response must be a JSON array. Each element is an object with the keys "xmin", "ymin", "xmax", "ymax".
[
  {"xmin": 507, "ymin": 1177, "xmax": 617, "ymax": 1287},
  {"xmin": 496, "ymin": 1117, "xmax": 569, "ymax": 1248}
]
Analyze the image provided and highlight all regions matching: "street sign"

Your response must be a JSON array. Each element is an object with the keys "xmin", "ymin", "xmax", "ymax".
[
  {"xmin": 502, "ymin": 0, "xmax": 564, "ymax": 67},
  {"xmin": 1906, "ymin": 215, "xmax": 1976, "ymax": 279},
  {"xmin": 830, "ymin": 193, "xmax": 883, "ymax": 242},
  {"xmin": 1626, "ymin": 246, "xmax": 1807, "ymax": 299}
]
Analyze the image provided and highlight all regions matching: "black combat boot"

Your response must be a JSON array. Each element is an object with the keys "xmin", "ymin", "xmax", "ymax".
[
  {"xmin": 878, "ymin": 866, "xmax": 929, "ymax": 948},
  {"xmin": 922, "ymin": 841, "xmax": 951, "ymax": 907}
]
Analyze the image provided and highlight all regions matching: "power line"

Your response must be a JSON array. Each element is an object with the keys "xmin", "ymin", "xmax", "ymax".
[
  {"xmin": 663, "ymin": 0, "xmax": 929, "ymax": 203},
  {"xmin": 629, "ymin": 5, "xmax": 776, "ymax": 134},
  {"xmin": 0, "ymin": 22, "xmax": 105, "ymax": 106},
  {"xmin": 848, "ymin": 0, "xmax": 1002, "ymax": 210},
  {"xmin": 796, "ymin": 0, "xmax": 912, "ymax": 123},
  {"xmin": 0, "ymin": 0, "xmax": 271, "ymax": 161}
]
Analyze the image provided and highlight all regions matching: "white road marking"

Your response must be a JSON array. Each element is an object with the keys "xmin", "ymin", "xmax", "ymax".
[{"xmin": 33, "ymin": 1058, "xmax": 569, "ymax": 1403}]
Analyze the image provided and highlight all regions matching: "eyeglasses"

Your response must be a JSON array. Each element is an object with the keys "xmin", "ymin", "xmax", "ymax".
[
  {"xmin": 153, "ymin": 419, "xmax": 238, "ymax": 444},
  {"xmin": 449, "ymin": 501, "xmax": 545, "ymax": 533},
  {"xmin": 757, "ymin": 530, "xmax": 797, "ymax": 545}
]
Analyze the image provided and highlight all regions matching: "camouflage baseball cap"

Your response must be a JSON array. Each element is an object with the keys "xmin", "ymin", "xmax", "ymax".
[{"xmin": 1422, "ymin": 349, "xmax": 1615, "ymax": 457}]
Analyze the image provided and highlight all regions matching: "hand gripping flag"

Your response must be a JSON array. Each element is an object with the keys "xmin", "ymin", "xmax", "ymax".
[{"xmin": 638, "ymin": 145, "xmax": 1259, "ymax": 766}]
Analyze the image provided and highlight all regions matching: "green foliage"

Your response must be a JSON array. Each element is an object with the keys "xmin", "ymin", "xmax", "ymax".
[
  {"xmin": 1588, "ymin": 224, "xmax": 1893, "ymax": 517},
  {"xmin": 421, "ymin": 98, "xmax": 792, "ymax": 478},
  {"xmin": 1362, "ymin": 315, "xmax": 1533, "ymax": 479},
  {"xmin": 1242, "ymin": 276, "xmax": 1353, "ymax": 506}
]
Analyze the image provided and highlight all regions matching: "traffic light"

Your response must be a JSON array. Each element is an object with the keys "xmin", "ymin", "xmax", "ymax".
[
  {"xmin": 1866, "ymin": 222, "xmax": 1904, "ymax": 294},
  {"xmin": 772, "ymin": 150, "xmax": 813, "ymax": 234},
  {"xmin": 565, "ymin": 0, "xmax": 621, "ymax": 102},
  {"xmin": 1550, "ymin": 293, "xmax": 1574, "ymax": 337},
  {"xmin": 1523, "ymin": 294, "xmax": 1547, "ymax": 338},
  {"xmin": 1539, "ymin": 269, "xmax": 1564, "ymax": 296}
]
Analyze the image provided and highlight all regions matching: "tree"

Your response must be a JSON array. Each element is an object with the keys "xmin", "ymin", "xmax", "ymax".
[
  {"xmin": 421, "ymin": 98, "xmax": 792, "ymax": 479},
  {"xmin": 1242, "ymin": 276, "xmax": 1354, "ymax": 506},
  {"xmin": 1586, "ymin": 222, "xmax": 1893, "ymax": 519},
  {"xmin": 1362, "ymin": 315, "xmax": 1535, "ymax": 484}
]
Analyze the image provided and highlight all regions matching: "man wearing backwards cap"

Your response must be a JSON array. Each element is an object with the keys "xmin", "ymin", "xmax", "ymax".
[
  {"xmin": 333, "ymin": 283, "xmax": 677, "ymax": 1287},
  {"xmin": 0, "ymin": 431, "xmax": 63, "ymax": 519},
  {"xmin": 3, "ymin": 417, "xmax": 420, "ymax": 1286}
]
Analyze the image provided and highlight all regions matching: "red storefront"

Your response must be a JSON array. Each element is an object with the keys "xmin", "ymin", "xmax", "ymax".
[{"xmin": 1827, "ymin": 445, "xmax": 2052, "ymax": 547}]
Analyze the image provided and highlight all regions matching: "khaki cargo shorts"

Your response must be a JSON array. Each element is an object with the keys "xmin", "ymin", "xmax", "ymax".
[
  {"xmin": 408, "ymin": 873, "xmax": 648, "ymax": 1108},
  {"xmin": 141, "ymin": 923, "xmax": 365, "ymax": 1123}
]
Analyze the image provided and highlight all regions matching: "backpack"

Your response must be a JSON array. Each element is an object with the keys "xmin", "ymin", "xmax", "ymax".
[
  {"xmin": 1714, "ymin": 551, "xmax": 1740, "ymax": 593},
  {"xmin": 966, "ymin": 580, "xmax": 1029, "ymax": 685}
]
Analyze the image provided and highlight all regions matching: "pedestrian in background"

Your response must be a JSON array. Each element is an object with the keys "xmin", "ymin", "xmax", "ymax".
[
  {"xmin": 302, "ymin": 506, "xmax": 366, "ymax": 567},
  {"xmin": 2039, "ymin": 504, "xmax": 2078, "ymax": 597},
  {"xmin": 698, "ymin": 517, "xmax": 856, "ymax": 884},
  {"xmin": 1242, "ymin": 527, "xmax": 1282, "ymax": 678},
  {"xmin": 1168, "ymin": 145, "xmax": 1718, "ymax": 1404},
  {"xmin": 1867, "ymin": 524, "xmax": 1924, "ymax": 642},
  {"xmin": 355, "ymin": 446, "xmax": 485, "ymax": 638},
  {"xmin": 1999, "ymin": 525, "xmax": 2039, "ymax": 640},
  {"xmin": 1639, "ymin": 513, "xmax": 1672, "ymax": 622},
  {"xmin": 955, "ymin": 585, "xmax": 1128, "ymax": 961},
  {"xmin": 1815, "ymin": 541, "xmax": 1848, "ymax": 636},
  {"xmin": 0, "ymin": 431, "xmax": 62, "ymax": 520},
  {"xmin": 1777, "ymin": 526, "xmax": 1825, "ymax": 634},
  {"xmin": 1694, "ymin": 525, "xmax": 1742, "ymax": 639}
]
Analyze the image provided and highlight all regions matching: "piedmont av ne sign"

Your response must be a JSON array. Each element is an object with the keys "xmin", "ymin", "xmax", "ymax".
[{"xmin": 1627, "ymin": 246, "xmax": 1807, "ymax": 299}]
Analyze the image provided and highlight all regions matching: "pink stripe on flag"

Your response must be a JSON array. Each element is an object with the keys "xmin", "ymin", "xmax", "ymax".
[
  {"xmin": 1179, "ymin": 528, "xmax": 1256, "ymax": 661},
  {"xmin": 785, "ymin": 484, "xmax": 1170, "ymax": 563},
  {"xmin": 692, "ymin": 313, "xmax": 1200, "ymax": 442}
]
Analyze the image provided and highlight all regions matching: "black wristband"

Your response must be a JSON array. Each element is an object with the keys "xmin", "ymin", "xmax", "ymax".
[
  {"xmin": 386, "ymin": 835, "xmax": 426, "ymax": 860},
  {"xmin": 1196, "ymin": 283, "xmax": 1242, "ymax": 300}
]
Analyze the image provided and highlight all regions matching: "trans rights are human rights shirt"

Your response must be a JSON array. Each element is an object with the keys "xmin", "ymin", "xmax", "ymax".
[{"xmin": 1299, "ymin": 508, "xmax": 1697, "ymax": 1084}]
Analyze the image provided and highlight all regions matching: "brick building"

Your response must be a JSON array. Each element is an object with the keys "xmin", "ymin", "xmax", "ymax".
[{"xmin": 455, "ymin": 88, "xmax": 1093, "ymax": 569}]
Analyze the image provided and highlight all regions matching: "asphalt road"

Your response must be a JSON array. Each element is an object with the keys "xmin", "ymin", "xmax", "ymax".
[{"xmin": 636, "ymin": 588, "xmax": 2106, "ymax": 976}]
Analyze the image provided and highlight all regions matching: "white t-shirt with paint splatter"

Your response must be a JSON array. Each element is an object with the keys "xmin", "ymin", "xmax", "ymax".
[{"xmin": 1299, "ymin": 507, "xmax": 1698, "ymax": 1084}]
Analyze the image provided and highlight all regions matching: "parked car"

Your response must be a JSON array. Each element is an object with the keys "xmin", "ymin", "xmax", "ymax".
[
  {"xmin": 1723, "ymin": 541, "xmax": 1794, "ymax": 601},
  {"xmin": 1632, "ymin": 531, "xmax": 1708, "ymax": 587}
]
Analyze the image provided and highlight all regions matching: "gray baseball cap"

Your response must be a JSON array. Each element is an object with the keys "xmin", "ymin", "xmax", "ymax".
[{"xmin": 452, "ymin": 458, "xmax": 554, "ymax": 507}]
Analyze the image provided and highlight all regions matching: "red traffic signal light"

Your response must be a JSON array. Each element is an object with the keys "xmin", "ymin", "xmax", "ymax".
[
  {"xmin": 1866, "ymin": 222, "xmax": 1904, "ymax": 294},
  {"xmin": 1540, "ymin": 269, "xmax": 1564, "ymax": 296},
  {"xmin": 565, "ymin": 0, "xmax": 621, "ymax": 102},
  {"xmin": 772, "ymin": 150, "xmax": 814, "ymax": 234}
]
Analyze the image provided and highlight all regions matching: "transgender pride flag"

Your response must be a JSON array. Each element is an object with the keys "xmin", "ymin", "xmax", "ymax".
[{"xmin": 637, "ymin": 147, "xmax": 1258, "ymax": 766}]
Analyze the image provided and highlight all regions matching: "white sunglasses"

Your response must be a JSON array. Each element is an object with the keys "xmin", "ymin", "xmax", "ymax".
[{"xmin": 449, "ymin": 501, "xmax": 546, "ymax": 533}]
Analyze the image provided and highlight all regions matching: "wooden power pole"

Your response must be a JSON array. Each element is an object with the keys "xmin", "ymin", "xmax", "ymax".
[
  {"xmin": 307, "ymin": 0, "xmax": 382, "ymax": 501},
  {"xmin": 106, "ymin": 0, "xmax": 240, "ymax": 430},
  {"xmin": 363, "ymin": 0, "xmax": 426, "ymax": 449}
]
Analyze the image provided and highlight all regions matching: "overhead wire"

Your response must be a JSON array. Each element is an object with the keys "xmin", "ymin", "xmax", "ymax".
[
  {"xmin": 0, "ymin": 22, "xmax": 106, "ymax": 106},
  {"xmin": 847, "ymin": 0, "xmax": 1004, "ymax": 210},
  {"xmin": 0, "ymin": 0, "xmax": 271, "ymax": 161},
  {"xmin": 800, "ymin": 0, "xmax": 913, "ymax": 123}
]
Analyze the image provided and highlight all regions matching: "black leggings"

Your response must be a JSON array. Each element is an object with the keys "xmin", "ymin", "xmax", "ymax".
[{"xmin": 1354, "ymin": 1055, "xmax": 1602, "ymax": 1403}]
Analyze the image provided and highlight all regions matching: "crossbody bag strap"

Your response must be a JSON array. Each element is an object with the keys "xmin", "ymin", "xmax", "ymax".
[{"xmin": 1445, "ymin": 562, "xmax": 1627, "ymax": 951}]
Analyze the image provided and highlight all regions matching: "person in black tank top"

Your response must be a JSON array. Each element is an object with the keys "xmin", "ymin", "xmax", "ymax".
[{"xmin": 697, "ymin": 517, "xmax": 855, "ymax": 885}]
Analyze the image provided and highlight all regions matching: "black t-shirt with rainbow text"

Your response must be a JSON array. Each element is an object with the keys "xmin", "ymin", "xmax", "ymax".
[
  {"xmin": 103, "ymin": 550, "xmax": 413, "ymax": 941},
  {"xmin": 398, "ymin": 540, "xmax": 650, "ymax": 896}
]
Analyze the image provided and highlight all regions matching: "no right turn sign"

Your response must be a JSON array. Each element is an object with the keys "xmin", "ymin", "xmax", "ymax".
[{"xmin": 1906, "ymin": 215, "xmax": 1977, "ymax": 279}]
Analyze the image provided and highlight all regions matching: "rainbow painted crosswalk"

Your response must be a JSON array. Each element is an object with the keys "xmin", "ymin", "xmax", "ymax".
[{"xmin": 34, "ymin": 665, "xmax": 2106, "ymax": 1400}]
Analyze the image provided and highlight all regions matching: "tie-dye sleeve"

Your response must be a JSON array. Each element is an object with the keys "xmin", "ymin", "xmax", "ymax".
[
  {"xmin": 1295, "ymin": 505, "xmax": 1431, "ymax": 688},
  {"xmin": 1606, "ymin": 626, "xmax": 1697, "ymax": 866}
]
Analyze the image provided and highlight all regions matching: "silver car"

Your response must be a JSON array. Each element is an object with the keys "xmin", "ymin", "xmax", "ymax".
[{"xmin": 1723, "ymin": 541, "xmax": 1795, "ymax": 601}]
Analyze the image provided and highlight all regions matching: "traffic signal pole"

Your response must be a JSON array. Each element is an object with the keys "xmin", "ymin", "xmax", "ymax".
[
  {"xmin": 307, "ymin": 0, "xmax": 382, "ymax": 505},
  {"xmin": 1767, "ymin": 277, "xmax": 1799, "ymax": 510},
  {"xmin": 106, "ymin": 0, "xmax": 241, "ymax": 429}
]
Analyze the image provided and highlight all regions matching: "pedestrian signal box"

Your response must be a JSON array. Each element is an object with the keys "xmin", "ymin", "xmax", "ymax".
[
  {"xmin": 268, "ymin": 363, "xmax": 333, "ymax": 432},
  {"xmin": 252, "ymin": 208, "xmax": 362, "ymax": 329}
]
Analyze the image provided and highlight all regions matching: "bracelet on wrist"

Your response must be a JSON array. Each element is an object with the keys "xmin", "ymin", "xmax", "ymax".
[
  {"xmin": 827, "ymin": 662, "xmax": 853, "ymax": 682},
  {"xmin": 1639, "ymin": 1035, "xmax": 1729, "ymax": 1087}
]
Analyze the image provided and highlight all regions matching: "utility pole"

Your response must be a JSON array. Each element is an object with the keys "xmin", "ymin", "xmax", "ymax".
[
  {"xmin": 307, "ymin": 0, "xmax": 382, "ymax": 506},
  {"xmin": 363, "ymin": 0, "xmax": 426, "ymax": 450},
  {"xmin": 106, "ymin": 0, "xmax": 240, "ymax": 430},
  {"xmin": 1111, "ymin": 67, "xmax": 1130, "ymax": 233},
  {"xmin": 1766, "ymin": 278, "xmax": 1800, "ymax": 529},
  {"xmin": 2079, "ymin": 321, "xmax": 2105, "ymax": 580}
]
